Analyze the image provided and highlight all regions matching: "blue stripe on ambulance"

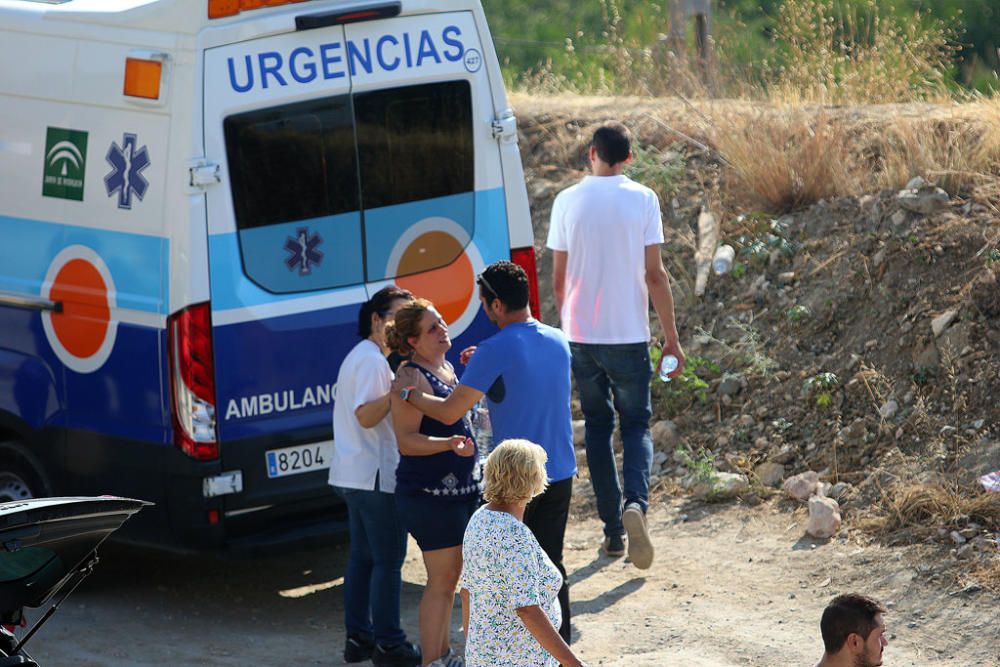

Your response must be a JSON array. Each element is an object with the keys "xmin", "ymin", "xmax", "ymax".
[{"xmin": 0, "ymin": 215, "xmax": 170, "ymax": 441}]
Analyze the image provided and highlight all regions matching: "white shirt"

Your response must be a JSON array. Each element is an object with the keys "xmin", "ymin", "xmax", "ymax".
[
  {"xmin": 328, "ymin": 339, "xmax": 398, "ymax": 493},
  {"xmin": 546, "ymin": 174, "xmax": 664, "ymax": 344}
]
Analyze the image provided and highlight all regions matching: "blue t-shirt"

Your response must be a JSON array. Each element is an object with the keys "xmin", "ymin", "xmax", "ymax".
[{"xmin": 461, "ymin": 320, "xmax": 576, "ymax": 483}]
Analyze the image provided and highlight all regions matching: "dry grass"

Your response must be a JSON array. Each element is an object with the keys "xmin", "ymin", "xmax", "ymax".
[
  {"xmin": 702, "ymin": 100, "xmax": 1000, "ymax": 213},
  {"xmin": 861, "ymin": 481, "xmax": 1000, "ymax": 540},
  {"xmin": 870, "ymin": 102, "xmax": 1000, "ymax": 193},
  {"xmin": 709, "ymin": 111, "xmax": 863, "ymax": 212}
]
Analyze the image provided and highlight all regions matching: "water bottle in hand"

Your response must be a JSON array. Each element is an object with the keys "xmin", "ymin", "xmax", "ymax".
[{"xmin": 657, "ymin": 354, "xmax": 679, "ymax": 382}]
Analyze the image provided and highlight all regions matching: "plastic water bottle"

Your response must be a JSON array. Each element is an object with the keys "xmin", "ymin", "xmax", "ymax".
[
  {"xmin": 713, "ymin": 244, "xmax": 735, "ymax": 275},
  {"xmin": 657, "ymin": 354, "xmax": 679, "ymax": 382},
  {"xmin": 473, "ymin": 403, "xmax": 493, "ymax": 457}
]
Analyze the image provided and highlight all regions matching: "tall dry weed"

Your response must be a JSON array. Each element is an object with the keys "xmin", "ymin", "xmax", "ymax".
[{"xmin": 710, "ymin": 112, "xmax": 862, "ymax": 212}]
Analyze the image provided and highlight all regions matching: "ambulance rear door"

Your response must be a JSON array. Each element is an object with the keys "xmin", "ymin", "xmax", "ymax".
[
  {"xmin": 345, "ymin": 9, "xmax": 513, "ymax": 357},
  {"xmin": 202, "ymin": 20, "xmax": 362, "ymax": 518}
]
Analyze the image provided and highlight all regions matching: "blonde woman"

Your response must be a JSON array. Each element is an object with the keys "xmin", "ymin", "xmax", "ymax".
[{"xmin": 461, "ymin": 440, "xmax": 588, "ymax": 667}]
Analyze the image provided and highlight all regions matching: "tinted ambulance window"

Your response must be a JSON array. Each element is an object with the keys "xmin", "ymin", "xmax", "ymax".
[
  {"xmin": 224, "ymin": 96, "xmax": 364, "ymax": 293},
  {"xmin": 355, "ymin": 81, "xmax": 474, "ymax": 282}
]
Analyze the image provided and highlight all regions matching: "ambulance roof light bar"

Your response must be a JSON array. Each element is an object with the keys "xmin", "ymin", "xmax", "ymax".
[{"xmin": 295, "ymin": 2, "xmax": 400, "ymax": 30}]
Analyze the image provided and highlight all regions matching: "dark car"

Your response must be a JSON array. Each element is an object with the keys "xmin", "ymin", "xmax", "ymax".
[{"xmin": 0, "ymin": 497, "xmax": 147, "ymax": 666}]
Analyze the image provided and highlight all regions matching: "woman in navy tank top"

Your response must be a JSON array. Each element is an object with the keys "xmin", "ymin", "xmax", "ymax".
[{"xmin": 388, "ymin": 299, "xmax": 480, "ymax": 667}]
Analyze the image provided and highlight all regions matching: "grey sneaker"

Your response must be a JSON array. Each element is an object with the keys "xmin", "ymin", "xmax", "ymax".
[
  {"xmin": 601, "ymin": 533, "xmax": 626, "ymax": 557},
  {"xmin": 427, "ymin": 647, "xmax": 464, "ymax": 667},
  {"xmin": 623, "ymin": 502, "xmax": 654, "ymax": 569}
]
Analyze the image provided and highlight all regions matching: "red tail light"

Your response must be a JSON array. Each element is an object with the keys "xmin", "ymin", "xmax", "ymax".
[
  {"xmin": 510, "ymin": 246, "xmax": 541, "ymax": 321},
  {"xmin": 167, "ymin": 303, "xmax": 219, "ymax": 461}
]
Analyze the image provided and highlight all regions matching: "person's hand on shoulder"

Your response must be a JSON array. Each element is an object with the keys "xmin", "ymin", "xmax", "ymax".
[{"xmin": 391, "ymin": 366, "xmax": 417, "ymax": 394}]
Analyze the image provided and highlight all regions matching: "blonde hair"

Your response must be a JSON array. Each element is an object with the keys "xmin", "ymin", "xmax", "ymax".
[
  {"xmin": 483, "ymin": 439, "xmax": 548, "ymax": 504},
  {"xmin": 384, "ymin": 298, "xmax": 433, "ymax": 355}
]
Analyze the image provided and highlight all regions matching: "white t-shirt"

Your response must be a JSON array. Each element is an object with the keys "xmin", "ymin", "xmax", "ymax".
[
  {"xmin": 328, "ymin": 339, "xmax": 398, "ymax": 493},
  {"xmin": 546, "ymin": 174, "xmax": 664, "ymax": 344},
  {"xmin": 463, "ymin": 507, "xmax": 562, "ymax": 667}
]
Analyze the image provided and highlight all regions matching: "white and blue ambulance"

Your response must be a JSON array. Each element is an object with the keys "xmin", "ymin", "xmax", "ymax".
[{"xmin": 0, "ymin": 0, "xmax": 538, "ymax": 549}]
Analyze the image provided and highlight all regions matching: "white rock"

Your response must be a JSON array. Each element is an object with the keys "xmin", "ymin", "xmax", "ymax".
[
  {"xmin": 784, "ymin": 471, "xmax": 820, "ymax": 501},
  {"xmin": 897, "ymin": 186, "xmax": 949, "ymax": 215},
  {"xmin": 931, "ymin": 309, "xmax": 958, "ymax": 337},
  {"xmin": 572, "ymin": 420, "xmax": 586, "ymax": 446},
  {"xmin": 807, "ymin": 496, "xmax": 842, "ymax": 539},
  {"xmin": 685, "ymin": 472, "xmax": 749, "ymax": 500}
]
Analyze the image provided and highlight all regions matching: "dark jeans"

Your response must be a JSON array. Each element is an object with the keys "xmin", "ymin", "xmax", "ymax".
[
  {"xmin": 570, "ymin": 342, "xmax": 653, "ymax": 537},
  {"xmin": 337, "ymin": 486, "xmax": 408, "ymax": 646},
  {"xmin": 524, "ymin": 476, "xmax": 573, "ymax": 643}
]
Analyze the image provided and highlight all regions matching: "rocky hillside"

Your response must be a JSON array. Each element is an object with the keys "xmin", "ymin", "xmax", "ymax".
[{"xmin": 514, "ymin": 95, "xmax": 1000, "ymax": 579}]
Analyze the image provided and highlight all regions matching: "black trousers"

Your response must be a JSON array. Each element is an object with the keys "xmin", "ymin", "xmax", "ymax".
[{"xmin": 523, "ymin": 475, "xmax": 573, "ymax": 644}]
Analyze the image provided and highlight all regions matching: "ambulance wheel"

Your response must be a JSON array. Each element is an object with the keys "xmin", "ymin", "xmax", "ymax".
[{"xmin": 0, "ymin": 442, "xmax": 49, "ymax": 502}]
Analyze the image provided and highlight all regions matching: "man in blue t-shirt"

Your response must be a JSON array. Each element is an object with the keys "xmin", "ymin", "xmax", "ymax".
[{"xmin": 397, "ymin": 260, "xmax": 576, "ymax": 643}]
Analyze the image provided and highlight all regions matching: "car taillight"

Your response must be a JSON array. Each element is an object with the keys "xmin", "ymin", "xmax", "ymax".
[
  {"xmin": 167, "ymin": 303, "xmax": 218, "ymax": 461},
  {"xmin": 510, "ymin": 246, "xmax": 542, "ymax": 321}
]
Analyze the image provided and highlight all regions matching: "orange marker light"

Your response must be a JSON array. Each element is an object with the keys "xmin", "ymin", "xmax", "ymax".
[
  {"xmin": 123, "ymin": 58, "xmax": 162, "ymax": 99},
  {"xmin": 208, "ymin": 0, "xmax": 308, "ymax": 19}
]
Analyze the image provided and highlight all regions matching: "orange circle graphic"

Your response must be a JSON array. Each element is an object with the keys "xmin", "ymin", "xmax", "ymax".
[
  {"xmin": 396, "ymin": 231, "xmax": 474, "ymax": 325},
  {"xmin": 48, "ymin": 258, "xmax": 111, "ymax": 359}
]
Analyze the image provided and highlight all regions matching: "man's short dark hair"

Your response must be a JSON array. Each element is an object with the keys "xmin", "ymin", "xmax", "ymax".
[
  {"xmin": 478, "ymin": 261, "xmax": 529, "ymax": 311},
  {"xmin": 820, "ymin": 594, "xmax": 886, "ymax": 654},
  {"xmin": 591, "ymin": 121, "xmax": 632, "ymax": 166}
]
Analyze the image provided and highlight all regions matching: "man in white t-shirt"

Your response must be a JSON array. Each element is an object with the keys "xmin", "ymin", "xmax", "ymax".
[{"xmin": 546, "ymin": 120, "xmax": 685, "ymax": 570}]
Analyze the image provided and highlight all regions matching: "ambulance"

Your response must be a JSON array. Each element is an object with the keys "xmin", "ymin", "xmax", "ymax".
[{"xmin": 0, "ymin": 0, "xmax": 538, "ymax": 550}]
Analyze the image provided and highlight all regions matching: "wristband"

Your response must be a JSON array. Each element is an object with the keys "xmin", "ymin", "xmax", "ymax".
[{"xmin": 399, "ymin": 385, "xmax": 416, "ymax": 402}]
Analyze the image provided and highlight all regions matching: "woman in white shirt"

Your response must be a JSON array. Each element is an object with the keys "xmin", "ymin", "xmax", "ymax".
[
  {"xmin": 329, "ymin": 286, "xmax": 420, "ymax": 667},
  {"xmin": 461, "ymin": 440, "xmax": 589, "ymax": 667}
]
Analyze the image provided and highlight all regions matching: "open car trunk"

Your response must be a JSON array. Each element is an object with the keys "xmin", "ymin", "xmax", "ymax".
[{"xmin": 0, "ymin": 497, "xmax": 147, "ymax": 661}]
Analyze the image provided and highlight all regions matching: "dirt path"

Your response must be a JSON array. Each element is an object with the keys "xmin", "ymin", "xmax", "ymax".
[
  {"xmin": 564, "ymin": 499, "xmax": 998, "ymax": 667},
  {"xmin": 27, "ymin": 498, "xmax": 998, "ymax": 666}
]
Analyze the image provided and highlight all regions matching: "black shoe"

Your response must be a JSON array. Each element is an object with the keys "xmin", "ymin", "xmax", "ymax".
[
  {"xmin": 344, "ymin": 636, "xmax": 375, "ymax": 663},
  {"xmin": 372, "ymin": 641, "xmax": 421, "ymax": 667},
  {"xmin": 602, "ymin": 533, "xmax": 626, "ymax": 557}
]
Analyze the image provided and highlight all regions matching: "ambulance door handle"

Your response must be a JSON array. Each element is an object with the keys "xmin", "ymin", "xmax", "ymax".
[
  {"xmin": 189, "ymin": 162, "xmax": 221, "ymax": 188},
  {"xmin": 0, "ymin": 291, "xmax": 62, "ymax": 313},
  {"xmin": 491, "ymin": 110, "xmax": 518, "ymax": 145}
]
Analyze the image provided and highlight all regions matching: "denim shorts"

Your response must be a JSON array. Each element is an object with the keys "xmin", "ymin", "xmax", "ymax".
[{"xmin": 395, "ymin": 492, "xmax": 479, "ymax": 552}]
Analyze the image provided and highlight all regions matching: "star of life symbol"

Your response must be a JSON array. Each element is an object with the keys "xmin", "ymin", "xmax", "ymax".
[
  {"xmin": 104, "ymin": 133, "xmax": 150, "ymax": 210},
  {"xmin": 285, "ymin": 227, "xmax": 324, "ymax": 276}
]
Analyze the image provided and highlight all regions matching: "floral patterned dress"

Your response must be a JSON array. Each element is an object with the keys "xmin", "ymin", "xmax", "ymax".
[{"xmin": 462, "ymin": 507, "xmax": 562, "ymax": 667}]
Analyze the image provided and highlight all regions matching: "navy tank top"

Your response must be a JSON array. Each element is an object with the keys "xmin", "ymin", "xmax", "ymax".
[{"xmin": 395, "ymin": 363, "xmax": 481, "ymax": 499}]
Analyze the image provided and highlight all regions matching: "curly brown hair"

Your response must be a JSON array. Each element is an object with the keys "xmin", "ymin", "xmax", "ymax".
[{"xmin": 384, "ymin": 298, "xmax": 434, "ymax": 355}]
